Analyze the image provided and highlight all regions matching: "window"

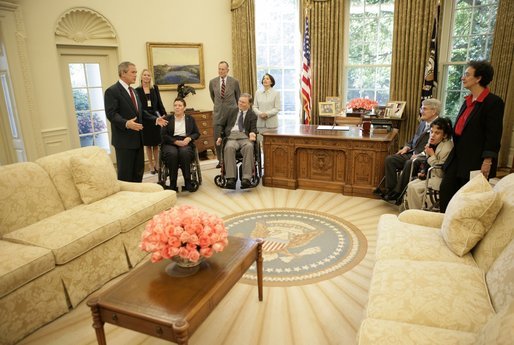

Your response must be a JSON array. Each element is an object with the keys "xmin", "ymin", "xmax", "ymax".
[
  {"xmin": 345, "ymin": 0, "xmax": 394, "ymax": 106},
  {"xmin": 68, "ymin": 63, "xmax": 110, "ymax": 152},
  {"xmin": 441, "ymin": 0, "xmax": 499, "ymax": 122},
  {"xmin": 255, "ymin": 0, "xmax": 300, "ymax": 126}
]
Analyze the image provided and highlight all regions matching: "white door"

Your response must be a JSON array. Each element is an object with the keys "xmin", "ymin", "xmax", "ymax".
[{"xmin": 59, "ymin": 47, "xmax": 118, "ymax": 160}]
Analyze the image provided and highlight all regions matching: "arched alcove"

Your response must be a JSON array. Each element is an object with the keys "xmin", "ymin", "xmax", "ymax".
[{"xmin": 54, "ymin": 7, "xmax": 117, "ymax": 45}]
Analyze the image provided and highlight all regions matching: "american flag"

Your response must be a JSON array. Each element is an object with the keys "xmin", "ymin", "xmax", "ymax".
[{"xmin": 301, "ymin": 15, "xmax": 312, "ymax": 125}]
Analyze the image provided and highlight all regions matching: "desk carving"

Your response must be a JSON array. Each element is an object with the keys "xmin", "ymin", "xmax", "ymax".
[{"xmin": 263, "ymin": 125, "xmax": 398, "ymax": 197}]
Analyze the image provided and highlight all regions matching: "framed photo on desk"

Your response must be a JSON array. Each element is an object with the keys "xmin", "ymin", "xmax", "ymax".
[
  {"xmin": 325, "ymin": 96, "xmax": 342, "ymax": 114},
  {"xmin": 385, "ymin": 101, "xmax": 406, "ymax": 119},
  {"xmin": 319, "ymin": 102, "xmax": 336, "ymax": 116}
]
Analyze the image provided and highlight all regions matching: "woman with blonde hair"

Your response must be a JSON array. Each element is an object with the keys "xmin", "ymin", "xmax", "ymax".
[{"xmin": 135, "ymin": 69, "xmax": 167, "ymax": 174}]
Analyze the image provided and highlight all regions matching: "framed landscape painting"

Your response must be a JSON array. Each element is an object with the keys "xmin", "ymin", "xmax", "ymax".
[{"xmin": 146, "ymin": 42, "xmax": 205, "ymax": 91}]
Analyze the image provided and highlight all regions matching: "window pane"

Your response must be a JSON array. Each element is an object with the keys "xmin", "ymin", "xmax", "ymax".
[
  {"xmin": 94, "ymin": 133, "xmax": 111, "ymax": 153},
  {"xmin": 79, "ymin": 134, "xmax": 94, "ymax": 147},
  {"xmin": 69, "ymin": 64, "xmax": 86, "ymax": 88},
  {"xmin": 89, "ymin": 87, "xmax": 104, "ymax": 111},
  {"xmin": 77, "ymin": 111, "xmax": 92, "ymax": 135},
  {"xmin": 85, "ymin": 64, "xmax": 102, "ymax": 87},
  {"xmin": 73, "ymin": 89, "xmax": 89, "ymax": 111},
  {"xmin": 92, "ymin": 111, "xmax": 107, "ymax": 132}
]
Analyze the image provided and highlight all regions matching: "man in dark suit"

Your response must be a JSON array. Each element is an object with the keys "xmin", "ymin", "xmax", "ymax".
[
  {"xmin": 209, "ymin": 61, "xmax": 241, "ymax": 167},
  {"xmin": 104, "ymin": 61, "xmax": 167, "ymax": 182},
  {"xmin": 380, "ymin": 98, "xmax": 441, "ymax": 203},
  {"xmin": 215, "ymin": 93, "xmax": 257, "ymax": 190}
]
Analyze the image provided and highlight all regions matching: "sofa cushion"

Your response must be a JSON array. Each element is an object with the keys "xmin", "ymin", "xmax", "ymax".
[
  {"xmin": 441, "ymin": 174, "xmax": 502, "ymax": 257},
  {"xmin": 486, "ymin": 239, "xmax": 514, "ymax": 312},
  {"xmin": 474, "ymin": 300, "xmax": 514, "ymax": 345},
  {"xmin": 375, "ymin": 215, "xmax": 475, "ymax": 266},
  {"xmin": 3, "ymin": 208, "xmax": 121, "ymax": 265},
  {"xmin": 367, "ymin": 259, "xmax": 494, "ymax": 333},
  {"xmin": 35, "ymin": 146, "xmax": 112, "ymax": 209},
  {"xmin": 358, "ymin": 318, "xmax": 476, "ymax": 345},
  {"xmin": 70, "ymin": 149, "xmax": 120, "ymax": 204},
  {"xmin": 473, "ymin": 173, "xmax": 514, "ymax": 272},
  {"xmin": 81, "ymin": 190, "xmax": 176, "ymax": 232},
  {"xmin": 0, "ymin": 240, "xmax": 55, "ymax": 298},
  {"xmin": 0, "ymin": 162, "xmax": 64, "ymax": 235}
]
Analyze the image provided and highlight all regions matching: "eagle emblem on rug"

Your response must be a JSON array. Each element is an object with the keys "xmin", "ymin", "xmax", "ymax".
[{"xmin": 250, "ymin": 220, "xmax": 323, "ymax": 263}]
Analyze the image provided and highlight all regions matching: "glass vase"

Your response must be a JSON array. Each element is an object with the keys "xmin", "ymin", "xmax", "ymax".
[{"xmin": 165, "ymin": 256, "xmax": 204, "ymax": 277}]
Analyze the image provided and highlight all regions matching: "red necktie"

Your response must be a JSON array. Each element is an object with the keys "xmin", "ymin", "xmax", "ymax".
[
  {"xmin": 221, "ymin": 78, "xmax": 226, "ymax": 98},
  {"xmin": 129, "ymin": 87, "xmax": 138, "ymax": 111}
]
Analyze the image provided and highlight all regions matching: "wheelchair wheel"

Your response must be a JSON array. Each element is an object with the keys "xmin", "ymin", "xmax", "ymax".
[
  {"xmin": 214, "ymin": 175, "xmax": 226, "ymax": 187},
  {"xmin": 157, "ymin": 166, "xmax": 168, "ymax": 188},
  {"xmin": 189, "ymin": 180, "xmax": 199, "ymax": 192},
  {"xmin": 251, "ymin": 175, "xmax": 260, "ymax": 187}
]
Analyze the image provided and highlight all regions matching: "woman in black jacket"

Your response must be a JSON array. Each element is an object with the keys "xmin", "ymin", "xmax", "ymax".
[
  {"xmin": 161, "ymin": 98, "xmax": 200, "ymax": 192},
  {"xmin": 439, "ymin": 60, "xmax": 504, "ymax": 212}
]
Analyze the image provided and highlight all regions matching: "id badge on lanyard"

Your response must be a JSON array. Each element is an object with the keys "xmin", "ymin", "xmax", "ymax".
[{"xmin": 147, "ymin": 100, "xmax": 152, "ymax": 107}]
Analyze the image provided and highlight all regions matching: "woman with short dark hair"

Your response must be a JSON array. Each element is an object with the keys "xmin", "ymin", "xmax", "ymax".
[
  {"xmin": 161, "ymin": 98, "xmax": 200, "ymax": 192},
  {"xmin": 439, "ymin": 60, "xmax": 504, "ymax": 212},
  {"xmin": 253, "ymin": 73, "xmax": 281, "ymax": 136}
]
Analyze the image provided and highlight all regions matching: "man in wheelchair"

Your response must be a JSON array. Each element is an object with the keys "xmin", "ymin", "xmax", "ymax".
[{"xmin": 215, "ymin": 93, "xmax": 258, "ymax": 190}]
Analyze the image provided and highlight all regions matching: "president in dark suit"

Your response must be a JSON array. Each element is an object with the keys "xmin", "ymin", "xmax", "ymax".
[
  {"xmin": 209, "ymin": 61, "xmax": 241, "ymax": 167},
  {"xmin": 381, "ymin": 98, "xmax": 441, "ymax": 203},
  {"xmin": 216, "ymin": 93, "xmax": 257, "ymax": 190},
  {"xmin": 104, "ymin": 61, "xmax": 167, "ymax": 182}
]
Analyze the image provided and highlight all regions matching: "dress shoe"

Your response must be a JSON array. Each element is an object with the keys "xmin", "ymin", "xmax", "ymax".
[
  {"xmin": 383, "ymin": 192, "xmax": 400, "ymax": 201},
  {"xmin": 183, "ymin": 181, "xmax": 194, "ymax": 192},
  {"xmin": 240, "ymin": 178, "xmax": 252, "ymax": 189},
  {"xmin": 372, "ymin": 188, "xmax": 384, "ymax": 197},
  {"xmin": 150, "ymin": 169, "xmax": 157, "ymax": 175},
  {"xmin": 224, "ymin": 178, "xmax": 236, "ymax": 190},
  {"xmin": 216, "ymin": 162, "xmax": 222, "ymax": 169}
]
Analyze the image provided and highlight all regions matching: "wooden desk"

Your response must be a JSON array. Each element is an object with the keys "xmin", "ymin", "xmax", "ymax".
[
  {"xmin": 187, "ymin": 110, "xmax": 216, "ymax": 155},
  {"xmin": 87, "ymin": 236, "xmax": 263, "ymax": 345},
  {"xmin": 262, "ymin": 125, "xmax": 397, "ymax": 197}
]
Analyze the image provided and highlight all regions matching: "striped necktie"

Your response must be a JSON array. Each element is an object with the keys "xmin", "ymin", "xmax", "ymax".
[
  {"xmin": 129, "ymin": 87, "xmax": 138, "ymax": 111},
  {"xmin": 221, "ymin": 78, "xmax": 226, "ymax": 98},
  {"xmin": 238, "ymin": 111, "xmax": 244, "ymax": 132}
]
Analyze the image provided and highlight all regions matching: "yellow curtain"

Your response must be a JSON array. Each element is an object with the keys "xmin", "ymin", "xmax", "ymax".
[
  {"xmin": 490, "ymin": 0, "xmax": 514, "ymax": 168},
  {"xmin": 389, "ymin": 0, "xmax": 439, "ymax": 147},
  {"xmin": 301, "ymin": 0, "xmax": 343, "ymax": 125},
  {"xmin": 231, "ymin": 0, "xmax": 257, "ymax": 97}
]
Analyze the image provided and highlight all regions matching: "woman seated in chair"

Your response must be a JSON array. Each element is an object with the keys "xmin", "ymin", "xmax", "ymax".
[
  {"xmin": 161, "ymin": 98, "xmax": 200, "ymax": 192},
  {"xmin": 406, "ymin": 117, "xmax": 453, "ymax": 210}
]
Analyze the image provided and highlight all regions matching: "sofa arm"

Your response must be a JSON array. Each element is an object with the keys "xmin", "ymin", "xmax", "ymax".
[
  {"xmin": 397, "ymin": 209, "xmax": 444, "ymax": 229},
  {"xmin": 118, "ymin": 181, "xmax": 164, "ymax": 192}
]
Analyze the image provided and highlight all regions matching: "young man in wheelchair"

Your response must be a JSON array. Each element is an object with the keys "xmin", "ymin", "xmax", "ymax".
[
  {"xmin": 215, "ymin": 93, "xmax": 258, "ymax": 190},
  {"xmin": 405, "ymin": 117, "xmax": 453, "ymax": 210}
]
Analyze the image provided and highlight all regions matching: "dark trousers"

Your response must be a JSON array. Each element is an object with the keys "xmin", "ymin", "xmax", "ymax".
[
  {"xmin": 384, "ymin": 153, "xmax": 425, "ymax": 194},
  {"xmin": 162, "ymin": 144, "xmax": 194, "ymax": 189},
  {"xmin": 115, "ymin": 147, "xmax": 144, "ymax": 182},
  {"xmin": 439, "ymin": 161, "xmax": 468, "ymax": 213}
]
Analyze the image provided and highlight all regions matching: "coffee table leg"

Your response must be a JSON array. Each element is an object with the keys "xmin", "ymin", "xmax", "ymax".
[
  {"xmin": 256, "ymin": 239, "xmax": 263, "ymax": 301},
  {"xmin": 173, "ymin": 320, "xmax": 190, "ymax": 345},
  {"xmin": 88, "ymin": 300, "xmax": 107, "ymax": 345}
]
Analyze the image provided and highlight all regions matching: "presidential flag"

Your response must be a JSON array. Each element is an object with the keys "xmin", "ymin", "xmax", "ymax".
[
  {"xmin": 421, "ymin": 4, "xmax": 439, "ymax": 102},
  {"xmin": 301, "ymin": 15, "xmax": 312, "ymax": 125}
]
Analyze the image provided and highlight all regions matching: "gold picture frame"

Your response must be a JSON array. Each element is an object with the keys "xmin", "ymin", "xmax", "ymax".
[
  {"xmin": 318, "ymin": 102, "xmax": 336, "ymax": 116},
  {"xmin": 325, "ymin": 96, "xmax": 342, "ymax": 114},
  {"xmin": 146, "ymin": 42, "xmax": 205, "ymax": 91}
]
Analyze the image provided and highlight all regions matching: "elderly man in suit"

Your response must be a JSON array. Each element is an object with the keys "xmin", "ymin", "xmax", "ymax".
[
  {"xmin": 216, "ymin": 93, "xmax": 257, "ymax": 190},
  {"xmin": 380, "ymin": 98, "xmax": 441, "ymax": 204},
  {"xmin": 209, "ymin": 61, "xmax": 241, "ymax": 167},
  {"xmin": 104, "ymin": 61, "xmax": 167, "ymax": 182}
]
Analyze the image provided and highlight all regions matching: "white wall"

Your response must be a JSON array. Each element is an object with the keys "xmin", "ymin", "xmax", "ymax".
[{"xmin": 15, "ymin": 0, "xmax": 232, "ymax": 157}]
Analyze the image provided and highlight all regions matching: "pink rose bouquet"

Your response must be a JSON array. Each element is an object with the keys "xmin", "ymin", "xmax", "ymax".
[
  {"xmin": 140, "ymin": 205, "xmax": 228, "ymax": 263},
  {"xmin": 346, "ymin": 98, "xmax": 378, "ymax": 111}
]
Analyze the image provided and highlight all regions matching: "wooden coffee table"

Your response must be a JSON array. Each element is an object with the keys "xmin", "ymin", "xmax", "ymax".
[{"xmin": 87, "ymin": 236, "xmax": 263, "ymax": 345}]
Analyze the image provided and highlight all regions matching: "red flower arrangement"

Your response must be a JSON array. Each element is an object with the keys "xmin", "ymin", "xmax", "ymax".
[
  {"xmin": 346, "ymin": 98, "xmax": 378, "ymax": 111},
  {"xmin": 139, "ymin": 205, "xmax": 228, "ymax": 263}
]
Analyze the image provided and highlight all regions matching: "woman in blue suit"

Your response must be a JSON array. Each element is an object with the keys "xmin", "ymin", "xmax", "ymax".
[{"xmin": 161, "ymin": 98, "xmax": 200, "ymax": 192}]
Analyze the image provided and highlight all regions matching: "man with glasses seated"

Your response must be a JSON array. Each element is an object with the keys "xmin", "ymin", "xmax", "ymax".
[{"xmin": 378, "ymin": 98, "xmax": 441, "ymax": 204}]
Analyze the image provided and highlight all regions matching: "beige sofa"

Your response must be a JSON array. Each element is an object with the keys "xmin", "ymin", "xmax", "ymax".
[
  {"xmin": 0, "ymin": 147, "xmax": 176, "ymax": 345},
  {"xmin": 358, "ymin": 173, "xmax": 514, "ymax": 344}
]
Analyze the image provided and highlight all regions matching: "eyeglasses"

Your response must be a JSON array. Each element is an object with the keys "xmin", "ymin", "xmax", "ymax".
[{"xmin": 420, "ymin": 107, "xmax": 434, "ymax": 112}]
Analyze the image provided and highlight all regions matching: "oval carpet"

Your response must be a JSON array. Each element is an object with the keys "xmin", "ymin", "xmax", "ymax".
[{"xmin": 224, "ymin": 208, "xmax": 367, "ymax": 287}]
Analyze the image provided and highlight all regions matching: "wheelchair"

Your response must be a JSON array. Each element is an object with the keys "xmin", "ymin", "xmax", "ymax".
[
  {"xmin": 214, "ymin": 137, "xmax": 262, "ymax": 189},
  {"xmin": 157, "ymin": 143, "xmax": 202, "ymax": 192},
  {"xmin": 401, "ymin": 163, "xmax": 443, "ymax": 212}
]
